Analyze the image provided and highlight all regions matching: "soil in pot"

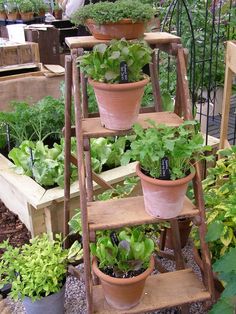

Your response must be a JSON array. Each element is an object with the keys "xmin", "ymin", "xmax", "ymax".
[
  {"xmin": 136, "ymin": 163, "xmax": 195, "ymax": 219},
  {"xmin": 89, "ymin": 76, "xmax": 149, "ymax": 131},
  {"xmin": 86, "ymin": 18, "xmax": 146, "ymax": 40},
  {"xmin": 92, "ymin": 255, "xmax": 154, "ymax": 310},
  {"xmin": 23, "ymin": 284, "xmax": 65, "ymax": 314}
]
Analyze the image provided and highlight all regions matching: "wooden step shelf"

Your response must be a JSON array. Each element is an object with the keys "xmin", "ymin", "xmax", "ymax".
[
  {"xmin": 65, "ymin": 32, "xmax": 181, "ymax": 49},
  {"xmin": 88, "ymin": 196, "xmax": 198, "ymax": 231},
  {"xmin": 70, "ymin": 112, "xmax": 183, "ymax": 138},
  {"xmin": 93, "ymin": 269, "xmax": 211, "ymax": 313}
]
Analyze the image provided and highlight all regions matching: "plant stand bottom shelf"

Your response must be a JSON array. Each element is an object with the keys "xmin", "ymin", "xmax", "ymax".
[{"xmin": 93, "ymin": 269, "xmax": 211, "ymax": 313}]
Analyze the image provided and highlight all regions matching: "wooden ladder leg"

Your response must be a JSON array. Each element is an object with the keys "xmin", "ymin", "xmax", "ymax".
[
  {"xmin": 193, "ymin": 162, "xmax": 215, "ymax": 303},
  {"xmin": 149, "ymin": 46, "xmax": 162, "ymax": 112},
  {"xmin": 72, "ymin": 50, "xmax": 93, "ymax": 314},
  {"xmin": 84, "ymin": 138, "xmax": 94, "ymax": 202},
  {"xmin": 176, "ymin": 46, "xmax": 192, "ymax": 120},
  {"xmin": 63, "ymin": 55, "xmax": 72, "ymax": 249},
  {"xmin": 170, "ymin": 219, "xmax": 185, "ymax": 270}
]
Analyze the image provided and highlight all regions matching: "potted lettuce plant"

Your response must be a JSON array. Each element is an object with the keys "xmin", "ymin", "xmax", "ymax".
[
  {"xmin": 91, "ymin": 227, "xmax": 155, "ymax": 310},
  {"xmin": 71, "ymin": 0, "xmax": 154, "ymax": 40},
  {"xmin": 121, "ymin": 120, "xmax": 211, "ymax": 219},
  {"xmin": 78, "ymin": 39, "xmax": 152, "ymax": 130},
  {"xmin": 0, "ymin": 0, "xmax": 6, "ymax": 19},
  {"xmin": 0, "ymin": 234, "xmax": 68, "ymax": 314}
]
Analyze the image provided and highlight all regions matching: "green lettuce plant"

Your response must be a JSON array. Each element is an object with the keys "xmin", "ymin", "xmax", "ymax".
[
  {"xmin": 78, "ymin": 39, "xmax": 152, "ymax": 83},
  {"xmin": 90, "ymin": 227, "xmax": 154, "ymax": 277},
  {"xmin": 0, "ymin": 234, "xmax": 68, "ymax": 302},
  {"xmin": 71, "ymin": 0, "xmax": 154, "ymax": 26},
  {"xmin": 121, "ymin": 120, "xmax": 212, "ymax": 180},
  {"xmin": 19, "ymin": 0, "xmax": 34, "ymax": 13}
]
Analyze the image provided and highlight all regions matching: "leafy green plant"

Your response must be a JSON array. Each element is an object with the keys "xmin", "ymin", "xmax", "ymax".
[
  {"xmin": 0, "ymin": 96, "xmax": 65, "ymax": 149},
  {"xmin": 5, "ymin": 0, "xmax": 18, "ymax": 13},
  {"xmin": 78, "ymin": 39, "xmax": 152, "ymax": 83},
  {"xmin": 192, "ymin": 146, "xmax": 236, "ymax": 262},
  {"xmin": 32, "ymin": 0, "xmax": 48, "ymax": 13},
  {"xmin": 209, "ymin": 247, "xmax": 236, "ymax": 314},
  {"xmin": 8, "ymin": 139, "xmax": 78, "ymax": 188},
  {"xmin": 90, "ymin": 227, "xmax": 154, "ymax": 277},
  {"xmin": 71, "ymin": 0, "xmax": 154, "ymax": 26},
  {"xmin": 0, "ymin": 234, "xmax": 68, "ymax": 302},
  {"xmin": 0, "ymin": 0, "xmax": 5, "ymax": 11},
  {"xmin": 121, "ymin": 120, "xmax": 211, "ymax": 180},
  {"xmin": 19, "ymin": 0, "xmax": 34, "ymax": 13}
]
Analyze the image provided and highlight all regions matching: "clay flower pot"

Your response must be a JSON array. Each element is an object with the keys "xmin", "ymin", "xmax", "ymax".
[
  {"xmin": 92, "ymin": 255, "xmax": 154, "ymax": 310},
  {"xmin": 0, "ymin": 11, "xmax": 7, "ymax": 19},
  {"xmin": 54, "ymin": 9, "xmax": 62, "ymax": 20},
  {"xmin": 20, "ymin": 12, "xmax": 34, "ymax": 21},
  {"xmin": 7, "ymin": 12, "xmax": 18, "ymax": 20},
  {"xmin": 86, "ymin": 18, "xmax": 146, "ymax": 40},
  {"xmin": 136, "ymin": 163, "xmax": 196, "ymax": 219},
  {"xmin": 88, "ymin": 77, "xmax": 149, "ymax": 130}
]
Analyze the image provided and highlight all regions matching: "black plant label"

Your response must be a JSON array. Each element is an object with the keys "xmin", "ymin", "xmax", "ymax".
[
  {"xmin": 120, "ymin": 61, "xmax": 128, "ymax": 83},
  {"xmin": 110, "ymin": 231, "xmax": 119, "ymax": 246},
  {"xmin": 160, "ymin": 157, "xmax": 171, "ymax": 180}
]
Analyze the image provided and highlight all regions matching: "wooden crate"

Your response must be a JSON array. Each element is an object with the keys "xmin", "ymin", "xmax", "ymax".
[
  {"xmin": 0, "ymin": 153, "xmax": 137, "ymax": 237},
  {"xmin": 0, "ymin": 42, "xmax": 40, "ymax": 73}
]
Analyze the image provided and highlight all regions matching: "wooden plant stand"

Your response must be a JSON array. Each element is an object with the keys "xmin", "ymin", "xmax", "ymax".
[{"xmin": 64, "ymin": 32, "xmax": 215, "ymax": 313}]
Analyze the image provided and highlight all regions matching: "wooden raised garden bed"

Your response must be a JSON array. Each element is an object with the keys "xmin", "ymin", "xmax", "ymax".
[{"xmin": 0, "ymin": 153, "xmax": 138, "ymax": 237}]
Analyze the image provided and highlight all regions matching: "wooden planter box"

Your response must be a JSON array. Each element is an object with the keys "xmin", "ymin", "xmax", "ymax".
[{"xmin": 0, "ymin": 153, "xmax": 137, "ymax": 237}]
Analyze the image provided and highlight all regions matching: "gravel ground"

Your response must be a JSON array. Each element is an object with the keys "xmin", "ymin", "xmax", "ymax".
[{"xmin": 5, "ymin": 241, "xmax": 209, "ymax": 314}]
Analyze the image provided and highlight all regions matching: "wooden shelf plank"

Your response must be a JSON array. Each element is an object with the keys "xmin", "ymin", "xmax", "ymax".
[
  {"xmin": 93, "ymin": 269, "xmax": 211, "ymax": 313},
  {"xmin": 66, "ymin": 32, "xmax": 181, "ymax": 49},
  {"xmin": 88, "ymin": 196, "xmax": 198, "ymax": 231},
  {"xmin": 72, "ymin": 112, "xmax": 183, "ymax": 139}
]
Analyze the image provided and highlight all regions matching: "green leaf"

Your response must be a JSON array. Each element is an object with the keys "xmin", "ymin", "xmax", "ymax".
[{"xmin": 205, "ymin": 221, "xmax": 225, "ymax": 242}]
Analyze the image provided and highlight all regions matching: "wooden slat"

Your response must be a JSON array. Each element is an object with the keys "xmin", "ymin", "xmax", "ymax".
[
  {"xmin": 88, "ymin": 196, "xmax": 198, "ymax": 231},
  {"xmin": 93, "ymin": 269, "xmax": 211, "ymax": 314},
  {"xmin": 227, "ymin": 41, "xmax": 236, "ymax": 74},
  {"xmin": 70, "ymin": 112, "xmax": 183, "ymax": 138},
  {"xmin": 65, "ymin": 32, "xmax": 180, "ymax": 49}
]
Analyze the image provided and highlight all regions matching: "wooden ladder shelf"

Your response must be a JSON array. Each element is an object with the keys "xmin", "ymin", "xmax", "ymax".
[{"xmin": 64, "ymin": 32, "xmax": 215, "ymax": 314}]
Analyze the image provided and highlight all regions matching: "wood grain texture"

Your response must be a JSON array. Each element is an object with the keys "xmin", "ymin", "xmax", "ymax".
[
  {"xmin": 93, "ymin": 269, "xmax": 211, "ymax": 313},
  {"xmin": 66, "ymin": 32, "xmax": 180, "ymax": 49},
  {"xmin": 88, "ymin": 196, "xmax": 198, "ymax": 231},
  {"xmin": 74, "ymin": 112, "xmax": 183, "ymax": 138}
]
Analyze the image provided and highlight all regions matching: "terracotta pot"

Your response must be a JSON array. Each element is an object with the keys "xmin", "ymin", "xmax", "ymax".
[
  {"xmin": 0, "ymin": 11, "xmax": 7, "ymax": 19},
  {"xmin": 85, "ymin": 18, "xmax": 146, "ymax": 40},
  {"xmin": 88, "ymin": 77, "xmax": 149, "ymax": 130},
  {"xmin": 136, "ymin": 163, "xmax": 196, "ymax": 219},
  {"xmin": 92, "ymin": 255, "xmax": 154, "ymax": 310},
  {"xmin": 165, "ymin": 218, "xmax": 192, "ymax": 249},
  {"xmin": 7, "ymin": 12, "xmax": 18, "ymax": 20},
  {"xmin": 54, "ymin": 9, "xmax": 62, "ymax": 20},
  {"xmin": 193, "ymin": 247, "xmax": 224, "ymax": 300},
  {"xmin": 20, "ymin": 12, "xmax": 34, "ymax": 21}
]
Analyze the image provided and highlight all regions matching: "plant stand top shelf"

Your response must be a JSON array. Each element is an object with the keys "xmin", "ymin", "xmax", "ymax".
[{"xmin": 65, "ymin": 32, "xmax": 181, "ymax": 49}]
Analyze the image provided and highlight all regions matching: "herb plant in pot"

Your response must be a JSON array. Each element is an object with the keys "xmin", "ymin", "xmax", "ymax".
[
  {"xmin": 0, "ymin": 0, "xmax": 6, "ymax": 19},
  {"xmin": 78, "ymin": 39, "xmax": 152, "ymax": 130},
  {"xmin": 122, "ymin": 120, "xmax": 210, "ymax": 219},
  {"xmin": 0, "ymin": 234, "xmax": 68, "ymax": 314},
  {"xmin": 19, "ymin": 0, "xmax": 34, "ymax": 21},
  {"xmin": 91, "ymin": 227, "xmax": 155, "ymax": 310},
  {"xmin": 71, "ymin": 0, "xmax": 154, "ymax": 40},
  {"xmin": 5, "ymin": 0, "xmax": 19, "ymax": 20}
]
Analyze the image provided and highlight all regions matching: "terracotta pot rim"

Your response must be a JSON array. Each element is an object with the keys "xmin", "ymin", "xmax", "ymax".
[
  {"xmin": 86, "ymin": 18, "xmax": 145, "ymax": 26},
  {"xmin": 136, "ymin": 162, "xmax": 196, "ymax": 186},
  {"xmin": 92, "ymin": 255, "xmax": 154, "ymax": 285},
  {"xmin": 88, "ymin": 76, "xmax": 149, "ymax": 90}
]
